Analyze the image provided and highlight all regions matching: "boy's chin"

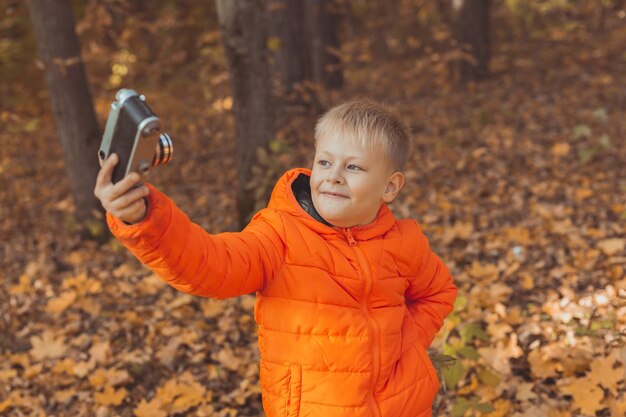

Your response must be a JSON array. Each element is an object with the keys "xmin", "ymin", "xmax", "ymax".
[{"xmin": 319, "ymin": 213, "xmax": 356, "ymax": 228}]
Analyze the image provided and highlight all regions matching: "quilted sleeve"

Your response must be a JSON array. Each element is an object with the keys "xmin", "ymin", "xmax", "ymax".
[
  {"xmin": 107, "ymin": 184, "xmax": 285, "ymax": 298},
  {"xmin": 405, "ymin": 223, "xmax": 458, "ymax": 348}
]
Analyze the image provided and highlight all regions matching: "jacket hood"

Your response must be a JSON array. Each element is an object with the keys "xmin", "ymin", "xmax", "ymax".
[{"xmin": 267, "ymin": 168, "xmax": 397, "ymax": 241}]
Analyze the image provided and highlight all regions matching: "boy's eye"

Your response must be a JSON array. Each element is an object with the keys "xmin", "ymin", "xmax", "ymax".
[
  {"xmin": 317, "ymin": 160, "xmax": 330, "ymax": 167},
  {"xmin": 347, "ymin": 164, "xmax": 362, "ymax": 171}
]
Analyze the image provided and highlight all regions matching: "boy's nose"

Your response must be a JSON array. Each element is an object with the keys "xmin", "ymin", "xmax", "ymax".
[
  {"xmin": 327, "ymin": 172, "xmax": 345, "ymax": 184},
  {"xmin": 325, "ymin": 165, "xmax": 346, "ymax": 184}
]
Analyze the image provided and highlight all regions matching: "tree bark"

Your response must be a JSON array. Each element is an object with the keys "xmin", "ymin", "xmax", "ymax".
[
  {"xmin": 215, "ymin": 0, "xmax": 275, "ymax": 227},
  {"xmin": 306, "ymin": 0, "xmax": 344, "ymax": 90},
  {"xmin": 450, "ymin": 0, "xmax": 491, "ymax": 83},
  {"xmin": 268, "ymin": 0, "xmax": 312, "ymax": 93},
  {"xmin": 28, "ymin": 0, "xmax": 102, "ymax": 227}
]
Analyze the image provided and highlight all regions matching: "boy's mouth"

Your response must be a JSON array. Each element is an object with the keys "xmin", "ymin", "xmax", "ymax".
[{"xmin": 320, "ymin": 191, "xmax": 349, "ymax": 198}]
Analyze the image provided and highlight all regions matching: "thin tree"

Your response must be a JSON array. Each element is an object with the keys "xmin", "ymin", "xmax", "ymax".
[
  {"xmin": 28, "ymin": 0, "xmax": 102, "ymax": 228},
  {"xmin": 215, "ymin": 0, "xmax": 275, "ymax": 227},
  {"xmin": 306, "ymin": 0, "xmax": 344, "ymax": 90},
  {"xmin": 268, "ymin": 0, "xmax": 312, "ymax": 94},
  {"xmin": 450, "ymin": 0, "xmax": 491, "ymax": 83}
]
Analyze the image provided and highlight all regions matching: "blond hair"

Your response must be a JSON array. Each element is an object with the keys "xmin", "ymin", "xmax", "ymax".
[{"xmin": 314, "ymin": 98, "xmax": 411, "ymax": 171}]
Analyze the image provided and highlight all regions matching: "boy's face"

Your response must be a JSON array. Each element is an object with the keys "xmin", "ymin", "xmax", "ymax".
[{"xmin": 310, "ymin": 134, "xmax": 404, "ymax": 228}]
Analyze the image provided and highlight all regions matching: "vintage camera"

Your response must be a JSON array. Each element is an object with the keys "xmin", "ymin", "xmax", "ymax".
[{"xmin": 99, "ymin": 89, "xmax": 173, "ymax": 184}]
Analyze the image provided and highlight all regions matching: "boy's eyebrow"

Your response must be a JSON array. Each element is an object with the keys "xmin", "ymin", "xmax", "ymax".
[{"xmin": 316, "ymin": 149, "xmax": 367, "ymax": 161}]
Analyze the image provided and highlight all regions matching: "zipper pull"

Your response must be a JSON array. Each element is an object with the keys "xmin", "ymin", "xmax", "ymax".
[{"xmin": 345, "ymin": 228, "xmax": 357, "ymax": 246}]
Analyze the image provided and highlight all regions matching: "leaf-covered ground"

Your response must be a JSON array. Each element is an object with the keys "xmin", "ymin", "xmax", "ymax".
[{"xmin": 1, "ymin": 6, "xmax": 625, "ymax": 417}]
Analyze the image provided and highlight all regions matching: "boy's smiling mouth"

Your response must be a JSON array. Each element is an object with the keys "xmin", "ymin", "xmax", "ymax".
[{"xmin": 320, "ymin": 191, "xmax": 349, "ymax": 198}]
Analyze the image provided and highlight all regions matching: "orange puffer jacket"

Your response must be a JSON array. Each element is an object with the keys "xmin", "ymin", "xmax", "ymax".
[{"xmin": 107, "ymin": 168, "xmax": 457, "ymax": 417}]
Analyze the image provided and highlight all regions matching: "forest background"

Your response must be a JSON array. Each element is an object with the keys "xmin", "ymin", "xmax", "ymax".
[{"xmin": 1, "ymin": 0, "xmax": 625, "ymax": 416}]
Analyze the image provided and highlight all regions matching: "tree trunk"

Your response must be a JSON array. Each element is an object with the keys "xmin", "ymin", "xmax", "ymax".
[
  {"xmin": 306, "ymin": 0, "xmax": 344, "ymax": 90},
  {"xmin": 450, "ymin": 0, "xmax": 491, "ymax": 83},
  {"xmin": 28, "ymin": 0, "xmax": 102, "ymax": 227},
  {"xmin": 215, "ymin": 0, "xmax": 275, "ymax": 227},
  {"xmin": 268, "ymin": 0, "xmax": 312, "ymax": 93}
]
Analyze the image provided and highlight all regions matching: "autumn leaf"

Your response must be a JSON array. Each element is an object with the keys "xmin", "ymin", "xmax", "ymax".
[
  {"xmin": 89, "ymin": 368, "xmax": 130, "ymax": 388},
  {"xmin": 89, "ymin": 340, "xmax": 111, "ymax": 364},
  {"xmin": 608, "ymin": 396, "xmax": 626, "ymax": 417},
  {"xmin": 482, "ymin": 399, "xmax": 512, "ymax": 417},
  {"xmin": 0, "ymin": 392, "xmax": 24, "ymax": 413},
  {"xmin": 0, "ymin": 369, "xmax": 17, "ymax": 382},
  {"xmin": 9, "ymin": 274, "xmax": 31, "ymax": 295},
  {"xmin": 560, "ymin": 377, "xmax": 605, "ymax": 415},
  {"xmin": 214, "ymin": 347, "xmax": 242, "ymax": 371},
  {"xmin": 53, "ymin": 389, "xmax": 75, "ymax": 404},
  {"xmin": 134, "ymin": 399, "xmax": 167, "ymax": 417},
  {"xmin": 551, "ymin": 143, "xmax": 570, "ymax": 157},
  {"xmin": 441, "ymin": 221, "xmax": 474, "ymax": 244},
  {"xmin": 30, "ymin": 330, "xmax": 67, "ymax": 360},
  {"xmin": 597, "ymin": 238, "xmax": 625, "ymax": 257},
  {"xmin": 528, "ymin": 349, "xmax": 559, "ymax": 379},
  {"xmin": 466, "ymin": 261, "xmax": 499, "ymax": 282},
  {"xmin": 514, "ymin": 382, "xmax": 536, "ymax": 402},
  {"xmin": 52, "ymin": 358, "xmax": 76, "ymax": 374},
  {"xmin": 72, "ymin": 360, "xmax": 95, "ymax": 378},
  {"xmin": 575, "ymin": 187, "xmax": 593, "ymax": 201},
  {"xmin": 93, "ymin": 385, "xmax": 127, "ymax": 406},
  {"xmin": 155, "ymin": 371, "xmax": 207, "ymax": 414},
  {"xmin": 587, "ymin": 356, "xmax": 624, "ymax": 392},
  {"xmin": 478, "ymin": 334, "xmax": 522, "ymax": 377},
  {"xmin": 202, "ymin": 298, "xmax": 226, "ymax": 318},
  {"xmin": 156, "ymin": 336, "xmax": 182, "ymax": 367}
]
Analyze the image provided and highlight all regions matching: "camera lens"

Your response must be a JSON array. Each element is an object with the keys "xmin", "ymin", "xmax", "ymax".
[{"xmin": 152, "ymin": 133, "xmax": 173, "ymax": 166}]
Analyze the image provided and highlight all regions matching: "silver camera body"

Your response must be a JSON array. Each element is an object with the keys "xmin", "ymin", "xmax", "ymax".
[{"xmin": 99, "ymin": 89, "xmax": 172, "ymax": 184}]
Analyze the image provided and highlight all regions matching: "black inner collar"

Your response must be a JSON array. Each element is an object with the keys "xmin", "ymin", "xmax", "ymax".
[{"xmin": 291, "ymin": 174, "xmax": 333, "ymax": 227}]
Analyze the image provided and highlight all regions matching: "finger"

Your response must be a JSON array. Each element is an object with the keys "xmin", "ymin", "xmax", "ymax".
[
  {"xmin": 116, "ymin": 198, "xmax": 147, "ymax": 224},
  {"xmin": 109, "ymin": 185, "xmax": 149, "ymax": 212},
  {"xmin": 109, "ymin": 171, "xmax": 143, "ymax": 200},
  {"xmin": 96, "ymin": 153, "xmax": 118, "ymax": 189}
]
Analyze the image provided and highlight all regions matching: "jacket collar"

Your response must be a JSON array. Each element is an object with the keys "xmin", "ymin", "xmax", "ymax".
[{"xmin": 267, "ymin": 168, "xmax": 397, "ymax": 242}]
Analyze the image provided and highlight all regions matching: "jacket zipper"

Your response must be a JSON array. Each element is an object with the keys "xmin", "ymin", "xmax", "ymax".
[{"xmin": 345, "ymin": 228, "xmax": 383, "ymax": 417}]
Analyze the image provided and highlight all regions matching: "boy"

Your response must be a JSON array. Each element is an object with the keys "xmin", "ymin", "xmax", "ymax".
[{"xmin": 94, "ymin": 99, "xmax": 457, "ymax": 417}]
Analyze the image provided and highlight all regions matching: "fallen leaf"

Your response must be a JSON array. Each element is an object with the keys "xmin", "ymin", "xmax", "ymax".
[
  {"xmin": 466, "ymin": 261, "xmax": 499, "ymax": 282},
  {"xmin": 0, "ymin": 369, "xmax": 17, "ymax": 382},
  {"xmin": 482, "ymin": 399, "xmax": 512, "ymax": 417},
  {"xmin": 551, "ymin": 143, "xmax": 570, "ymax": 157},
  {"xmin": 214, "ymin": 347, "xmax": 242, "ymax": 371},
  {"xmin": 441, "ymin": 221, "xmax": 474, "ymax": 244},
  {"xmin": 89, "ymin": 368, "xmax": 130, "ymax": 388},
  {"xmin": 53, "ymin": 389, "xmax": 75, "ymax": 404},
  {"xmin": 528, "ymin": 349, "xmax": 559, "ymax": 379},
  {"xmin": 89, "ymin": 340, "xmax": 111, "ymax": 364},
  {"xmin": 9, "ymin": 275, "xmax": 31, "ymax": 295},
  {"xmin": 134, "ymin": 399, "xmax": 167, "ymax": 417},
  {"xmin": 515, "ymin": 382, "xmax": 536, "ymax": 402},
  {"xmin": 30, "ymin": 330, "xmax": 67, "ymax": 360},
  {"xmin": 478, "ymin": 334, "xmax": 522, "ymax": 376},
  {"xmin": 72, "ymin": 360, "xmax": 95, "ymax": 378},
  {"xmin": 156, "ymin": 336, "xmax": 182, "ymax": 367},
  {"xmin": 94, "ymin": 385, "xmax": 127, "ymax": 406},
  {"xmin": 155, "ymin": 371, "xmax": 207, "ymax": 414},
  {"xmin": 598, "ymin": 238, "xmax": 625, "ymax": 256},
  {"xmin": 202, "ymin": 298, "xmax": 225, "ymax": 318},
  {"xmin": 587, "ymin": 355, "xmax": 624, "ymax": 392},
  {"xmin": 575, "ymin": 187, "xmax": 593, "ymax": 201},
  {"xmin": 608, "ymin": 396, "xmax": 626, "ymax": 417},
  {"xmin": 560, "ymin": 377, "xmax": 604, "ymax": 416}
]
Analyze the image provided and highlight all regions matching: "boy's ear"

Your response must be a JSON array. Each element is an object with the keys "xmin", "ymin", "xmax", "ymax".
[{"xmin": 382, "ymin": 171, "xmax": 404, "ymax": 203}]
